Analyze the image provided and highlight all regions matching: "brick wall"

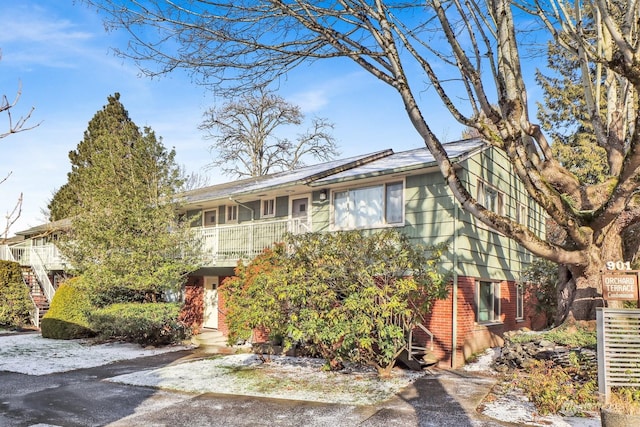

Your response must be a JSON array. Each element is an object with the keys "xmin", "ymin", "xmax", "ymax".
[
  {"xmin": 180, "ymin": 276, "xmax": 204, "ymax": 334},
  {"xmin": 423, "ymin": 277, "xmax": 539, "ymax": 368}
]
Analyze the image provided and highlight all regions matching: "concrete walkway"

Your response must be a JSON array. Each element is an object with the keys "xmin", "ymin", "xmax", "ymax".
[{"xmin": 0, "ymin": 350, "xmax": 514, "ymax": 427}]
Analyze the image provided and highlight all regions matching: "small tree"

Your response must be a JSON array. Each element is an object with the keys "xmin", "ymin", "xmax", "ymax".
[
  {"xmin": 222, "ymin": 229, "xmax": 449, "ymax": 377},
  {"xmin": 200, "ymin": 88, "xmax": 339, "ymax": 178},
  {"xmin": 54, "ymin": 94, "xmax": 200, "ymax": 304}
]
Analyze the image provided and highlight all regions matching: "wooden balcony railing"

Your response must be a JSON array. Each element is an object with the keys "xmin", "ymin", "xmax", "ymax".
[{"xmin": 193, "ymin": 217, "xmax": 310, "ymax": 265}]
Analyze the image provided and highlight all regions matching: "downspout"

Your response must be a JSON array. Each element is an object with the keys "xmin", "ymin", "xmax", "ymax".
[
  {"xmin": 452, "ymin": 201, "xmax": 459, "ymax": 368},
  {"xmin": 229, "ymin": 197, "xmax": 255, "ymax": 221}
]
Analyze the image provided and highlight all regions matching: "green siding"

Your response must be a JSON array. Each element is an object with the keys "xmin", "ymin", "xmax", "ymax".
[
  {"xmin": 312, "ymin": 190, "xmax": 331, "ymax": 232},
  {"xmin": 450, "ymin": 147, "xmax": 544, "ymax": 281},
  {"xmin": 307, "ymin": 147, "xmax": 545, "ymax": 283},
  {"xmin": 275, "ymin": 196, "xmax": 289, "ymax": 217}
]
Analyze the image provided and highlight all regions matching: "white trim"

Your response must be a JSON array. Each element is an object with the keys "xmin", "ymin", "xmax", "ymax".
[
  {"xmin": 329, "ymin": 179, "xmax": 405, "ymax": 231},
  {"xmin": 516, "ymin": 283, "xmax": 524, "ymax": 320},
  {"xmin": 225, "ymin": 204, "xmax": 238, "ymax": 223},
  {"xmin": 516, "ymin": 201, "xmax": 527, "ymax": 226},
  {"xmin": 261, "ymin": 198, "xmax": 276, "ymax": 218},
  {"xmin": 475, "ymin": 279, "xmax": 501, "ymax": 324},
  {"xmin": 476, "ymin": 179, "xmax": 505, "ymax": 233}
]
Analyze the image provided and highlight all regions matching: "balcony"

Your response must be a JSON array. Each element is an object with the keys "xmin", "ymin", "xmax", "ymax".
[
  {"xmin": 193, "ymin": 217, "xmax": 310, "ymax": 266},
  {"xmin": 0, "ymin": 242, "xmax": 64, "ymax": 305},
  {"xmin": 0, "ymin": 242, "xmax": 67, "ymax": 271}
]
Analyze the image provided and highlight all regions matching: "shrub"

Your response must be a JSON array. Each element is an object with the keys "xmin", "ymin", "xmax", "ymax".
[
  {"xmin": 607, "ymin": 387, "xmax": 640, "ymax": 415},
  {"xmin": 507, "ymin": 322, "xmax": 596, "ymax": 348},
  {"xmin": 178, "ymin": 283, "xmax": 204, "ymax": 334},
  {"xmin": 542, "ymin": 322, "xmax": 597, "ymax": 348},
  {"xmin": 513, "ymin": 360, "xmax": 599, "ymax": 416},
  {"xmin": 41, "ymin": 277, "xmax": 95, "ymax": 339},
  {"xmin": 89, "ymin": 302, "xmax": 189, "ymax": 346},
  {"xmin": 0, "ymin": 260, "xmax": 31, "ymax": 328},
  {"xmin": 223, "ymin": 229, "xmax": 449, "ymax": 377},
  {"xmin": 88, "ymin": 284, "xmax": 156, "ymax": 307}
]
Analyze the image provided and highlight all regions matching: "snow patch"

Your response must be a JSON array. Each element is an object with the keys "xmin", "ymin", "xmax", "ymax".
[
  {"xmin": 0, "ymin": 333, "xmax": 189, "ymax": 375},
  {"xmin": 107, "ymin": 353, "xmax": 425, "ymax": 406}
]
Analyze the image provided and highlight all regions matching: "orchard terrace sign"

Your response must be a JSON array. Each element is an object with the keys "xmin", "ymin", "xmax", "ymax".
[{"xmin": 601, "ymin": 273, "xmax": 639, "ymax": 301}]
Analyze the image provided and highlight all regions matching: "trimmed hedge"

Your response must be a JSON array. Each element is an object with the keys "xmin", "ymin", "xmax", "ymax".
[
  {"xmin": 0, "ymin": 260, "xmax": 31, "ymax": 328},
  {"xmin": 89, "ymin": 302, "xmax": 190, "ymax": 346},
  {"xmin": 41, "ymin": 277, "xmax": 95, "ymax": 339}
]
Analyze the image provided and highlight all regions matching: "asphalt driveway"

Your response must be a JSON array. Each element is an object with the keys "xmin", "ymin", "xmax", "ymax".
[{"xmin": 0, "ymin": 347, "xmax": 513, "ymax": 427}]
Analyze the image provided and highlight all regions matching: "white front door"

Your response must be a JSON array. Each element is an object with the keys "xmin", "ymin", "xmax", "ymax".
[
  {"xmin": 203, "ymin": 276, "xmax": 219, "ymax": 329},
  {"xmin": 291, "ymin": 196, "xmax": 310, "ymax": 232}
]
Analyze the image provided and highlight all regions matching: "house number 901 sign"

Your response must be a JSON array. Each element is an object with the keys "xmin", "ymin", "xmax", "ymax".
[{"xmin": 606, "ymin": 261, "xmax": 632, "ymax": 271}]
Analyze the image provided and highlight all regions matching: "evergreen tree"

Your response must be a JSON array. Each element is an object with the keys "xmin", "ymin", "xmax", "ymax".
[
  {"xmin": 55, "ymin": 93, "xmax": 199, "ymax": 304},
  {"xmin": 535, "ymin": 42, "xmax": 609, "ymax": 185}
]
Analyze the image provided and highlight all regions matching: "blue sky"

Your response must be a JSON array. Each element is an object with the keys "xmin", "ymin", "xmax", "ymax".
[{"xmin": 0, "ymin": 0, "xmax": 464, "ymax": 236}]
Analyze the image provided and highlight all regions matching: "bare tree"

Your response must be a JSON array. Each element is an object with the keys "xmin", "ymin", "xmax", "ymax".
[
  {"xmin": 200, "ymin": 88, "xmax": 339, "ymax": 178},
  {"xmin": 2, "ymin": 51, "xmax": 38, "ymax": 242},
  {"xmin": 85, "ymin": 0, "xmax": 640, "ymax": 323}
]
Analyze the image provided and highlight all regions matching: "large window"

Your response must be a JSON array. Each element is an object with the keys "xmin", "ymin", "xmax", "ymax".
[
  {"xmin": 333, "ymin": 182, "xmax": 404, "ymax": 229},
  {"xmin": 476, "ymin": 280, "xmax": 500, "ymax": 323}
]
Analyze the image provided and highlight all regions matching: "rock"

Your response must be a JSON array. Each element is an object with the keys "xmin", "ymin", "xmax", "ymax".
[{"xmin": 538, "ymin": 339, "xmax": 555, "ymax": 348}]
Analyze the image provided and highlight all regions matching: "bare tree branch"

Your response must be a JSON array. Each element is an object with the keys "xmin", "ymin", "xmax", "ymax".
[
  {"xmin": 2, "ymin": 192, "xmax": 22, "ymax": 243},
  {"xmin": 85, "ymin": 0, "xmax": 640, "ymax": 319},
  {"xmin": 200, "ymin": 88, "xmax": 338, "ymax": 178}
]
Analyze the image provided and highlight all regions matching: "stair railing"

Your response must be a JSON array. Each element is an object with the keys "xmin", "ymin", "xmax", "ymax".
[
  {"xmin": 26, "ymin": 248, "xmax": 56, "ymax": 303},
  {"xmin": 27, "ymin": 292, "xmax": 41, "ymax": 328},
  {"xmin": 0, "ymin": 245, "xmax": 13, "ymax": 261},
  {"xmin": 1, "ymin": 246, "xmax": 42, "ymax": 327},
  {"xmin": 417, "ymin": 322, "xmax": 434, "ymax": 351}
]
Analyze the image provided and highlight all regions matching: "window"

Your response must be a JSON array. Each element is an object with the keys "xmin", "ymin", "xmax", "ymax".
[
  {"xmin": 477, "ymin": 180, "xmax": 504, "ymax": 215},
  {"xmin": 226, "ymin": 205, "xmax": 238, "ymax": 223},
  {"xmin": 516, "ymin": 284, "xmax": 524, "ymax": 320},
  {"xmin": 203, "ymin": 209, "xmax": 217, "ymax": 227},
  {"xmin": 516, "ymin": 202, "xmax": 527, "ymax": 226},
  {"xmin": 262, "ymin": 199, "xmax": 275, "ymax": 218},
  {"xmin": 476, "ymin": 280, "xmax": 500, "ymax": 323},
  {"xmin": 332, "ymin": 182, "xmax": 404, "ymax": 229}
]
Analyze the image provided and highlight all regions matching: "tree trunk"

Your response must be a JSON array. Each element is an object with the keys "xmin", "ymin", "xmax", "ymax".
[{"xmin": 556, "ymin": 232, "xmax": 624, "ymax": 325}]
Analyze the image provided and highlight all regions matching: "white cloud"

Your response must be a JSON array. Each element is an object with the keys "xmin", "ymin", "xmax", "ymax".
[
  {"xmin": 0, "ymin": 2, "xmax": 131, "ymax": 73},
  {"xmin": 288, "ymin": 89, "xmax": 330, "ymax": 113},
  {"xmin": 286, "ymin": 69, "xmax": 373, "ymax": 115}
]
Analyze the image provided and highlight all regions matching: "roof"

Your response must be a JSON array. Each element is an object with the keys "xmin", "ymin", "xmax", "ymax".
[
  {"xmin": 311, "ymin": 138, "xmax": 486, "ymax": 185},
  {"xmin": 181, "ymin": 149, "xmax": 393, "ymax": 204},
  {"xmin": 14, "ymin": 217, "xmax": 73, "ymax": 237}
]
